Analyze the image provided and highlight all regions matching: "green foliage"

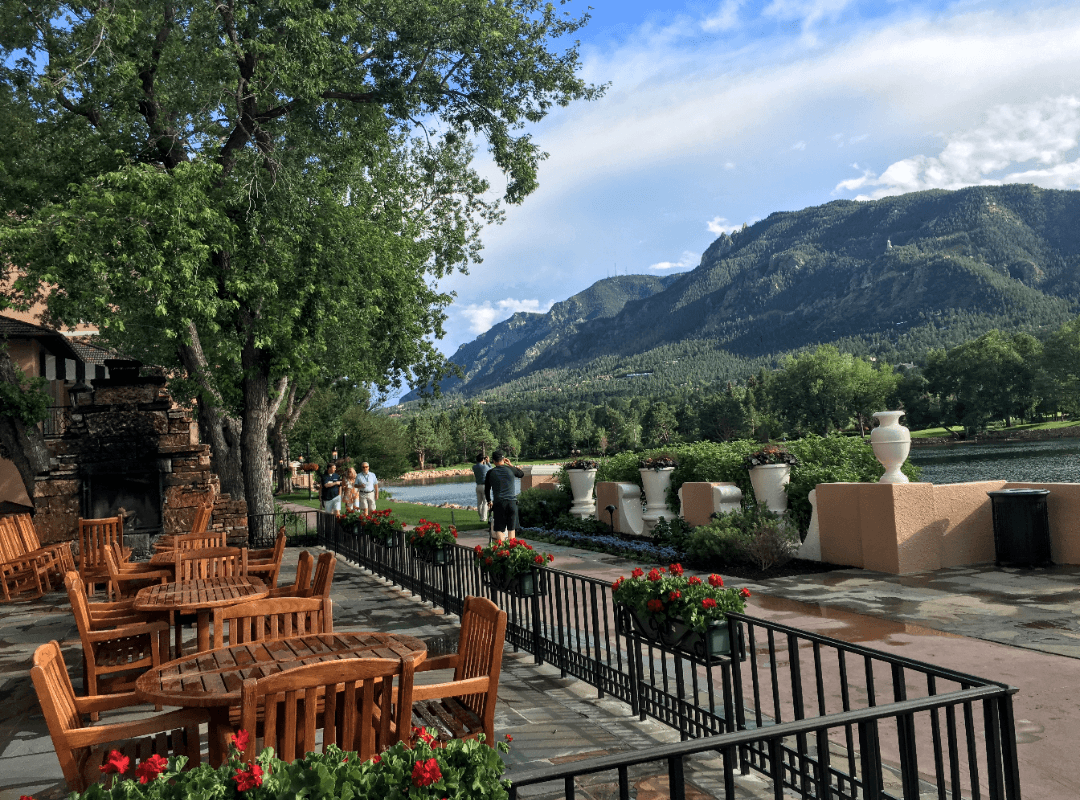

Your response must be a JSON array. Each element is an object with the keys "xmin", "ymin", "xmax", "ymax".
[
  {"xmin": 75, "ymin": 734, "xmax": 509, "ymax": 800},
  {"xmin": 474, "ymin": 537, "xmax": 553, "ymax": 579},
  {"xmin": 611, "ymin": 564, "xmax": 749, "ymax": 633},
  {"xmin": 0, "ymin": 355, "xmax": 49, "ymax": 426},
  {"xmin": 516, "ymin": 487, "xmax": 572, "ymax": 528},
  {"xmin": 686, "ymin": 505, "xmax": 799, "ymax": 571}
]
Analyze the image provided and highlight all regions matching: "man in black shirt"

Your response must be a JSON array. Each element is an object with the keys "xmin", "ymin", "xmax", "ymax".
[{"xmin": 484, "ymin": 451, "xmax": 524, "ymax": 542}]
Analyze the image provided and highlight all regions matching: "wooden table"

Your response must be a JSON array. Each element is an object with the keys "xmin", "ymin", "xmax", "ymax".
[
  {"xmin": 135, "ymin": 632, "xmax": 427, "ymax": 765},
  {"xmin": 134, "ymin": 576, "xmax": 269, "ymax": 654}
]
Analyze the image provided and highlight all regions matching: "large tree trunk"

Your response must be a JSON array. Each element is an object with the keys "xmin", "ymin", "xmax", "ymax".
[
  {"xmin": 0, "ymin": 349, "xmax": 51, "ymax": 502},
  {"xmin": 177, "ymin": 323, "xmax": 245, "ymax": 498},
  {"xmin": 240, "ymin": 329, "xmax": 276, "ymax": 542},
  {"xmin": 270, "ymin": 382, "xmax": 315, "ymax": 495}
]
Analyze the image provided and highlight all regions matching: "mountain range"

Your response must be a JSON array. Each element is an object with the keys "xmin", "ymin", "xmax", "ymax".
[{"xmin": 404, "ymin": 184, "xmax": 1080, "ymax": 403}]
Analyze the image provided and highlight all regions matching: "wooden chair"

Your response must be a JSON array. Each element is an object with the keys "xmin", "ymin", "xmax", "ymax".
[
  {"xmin": 103, "ymin": 543, "xmax": 171, "ymax": 600},
  {"xmin": 237, "ymin": 657, "xmax": 414, "ymax": 764},
  {"xmin": 310, "ymin": 551, "xmax": 336, "ymax": 599},
  {"xmin": 212, "ymin": 595, "xmax": 333, "ymax": 649},
  {"xmin": 31, "ymin": 640, "xmax": 207, "ymax": 792},
  {"xmin": 191, "ymin": 501, "xmax": 213, "ymax": 535},
  {"xmin": 248, "ymin": 527, "xmax": 287, "ymax": 589},
  {"xmin": 65, "ymin": 572, "xmax": 169, "ymax": 709},
  {"xmin": 78, "ymin": 516, "xmax": 127, "ymax": 596},
  {"xmin": 151, "ymin": 503, "xmax": 216, "ymax": 553},
  {"xmin": 409, "ymin": 595, "xmax": 507, "ymax": 745},
  {"xmin": 0, "ymin": 518, "xmax": 48, "ymax": 600},
  {"xmin": 174, "ymin": 546, "xmax": 248, "ymax": 581},
  {"xmin": 7, "ymin": 512, "xmax": 74, "ymax": 588},
  {"xmin": 269, "ymin": 550, "xmax": 315, "ymax": 598}
]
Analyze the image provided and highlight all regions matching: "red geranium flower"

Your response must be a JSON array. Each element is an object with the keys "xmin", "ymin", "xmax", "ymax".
[
  {"xmin": 669, "ymin": 563, "xmax": 683, "ymax": 576},
  {"xmin": 708, "ymin": 574, "xmax": 724, "ymax": 587},
  {"xmin": 702, "ymin": 597, "xmax": 717, "ymax": 609},
  {"xmin": 740, "ymin": 587, "xmax": 751, "ymax": 599},
  {"xmin": 135, "ymin": 754, "xmax": 169, "ymax": 784},
  {"xmin": 100, "ymin": 750, "xmax": 129, "ymax": 775},
  {"xmin": 646, "ymin": 598, "xmax": 665, "ymax": 613},
  {"xmin": 534, "ymin": 554, "xmax": 543, "ymax": 564},
  {"xmin": 547, "ymin": 553, "xmax": 554, "ymax": 562},
  {"xmin": 688, "ymin": 576, "xmax": 702, "ymax": 585},
  {"xmin": 668, "ymin": 590, "xmax": 681, "ymax": 602},
  {"xmin": 612, "ymin": 577, "xmax": 623, "ymax": 591},
  {"xmin": 631, "ymin": 567, "xmax": 644, "ymax": 578},
  {"xmin": 371, "ymin": 754, "xmax": 382, "ymax": 764},
  {"xmin": 412, "ymin": 757, "xmax": 442, "ymax": 787},
  {"xmin": 647, "ymin": 568, "xmax": 662, "ymax": 582},
  {"xmin": 230, "ymin": 729, "xmax": 250, "ymax": 752},
  {"xmin": 233, "ymin": 764, "xmax": 264, "ymax": 791},
  {"xmin": 474, "ymin": 545, "xmax": 483, "ymax": 554}
]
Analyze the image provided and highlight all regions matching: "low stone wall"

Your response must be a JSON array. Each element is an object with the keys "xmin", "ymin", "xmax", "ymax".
[{"xmin": 815, "ymin": 480, "xmax": 1080, "ymax": 574}]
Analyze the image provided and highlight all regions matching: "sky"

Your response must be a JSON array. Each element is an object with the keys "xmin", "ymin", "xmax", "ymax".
[{"xmin": 433, "ymin": 0, "xmax": 1080, "ymax": 358}]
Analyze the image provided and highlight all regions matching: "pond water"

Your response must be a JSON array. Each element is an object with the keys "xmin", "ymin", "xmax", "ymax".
[
  {"xmin": 906, "ymin": 438, "xmax": 1080, "ymax": 484},
  {"xmin": 383, "ymin": 477, "xmax": 520, "ymax": 506},
  {"xmin": 378, "ymin": 439, "xmax": 1080, "ymax": 507}
]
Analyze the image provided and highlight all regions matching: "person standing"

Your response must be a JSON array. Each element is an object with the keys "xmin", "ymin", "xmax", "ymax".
[
  {"xmin": 355, "ymin": 461, "xmax": 379, "ymax": 512},
  {"xmin": 484, "ymin": 451, "xmax": 524, "ymax": 542},
  {"xmin": 342, "ymin": 466, "xmax": 360, "ymax": 510},
  {"xmin": 472, "ymin": 452, "xmax": 491, "ymax": 522},
  {"xmin": 321, "ymin": 462, "xmax": 342, "ymax": 513}
]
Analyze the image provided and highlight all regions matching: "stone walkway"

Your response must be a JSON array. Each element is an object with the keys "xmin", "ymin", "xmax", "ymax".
[{"xmin": 2, "ymin": 539, "xmax": 1079, "ymax": 799}]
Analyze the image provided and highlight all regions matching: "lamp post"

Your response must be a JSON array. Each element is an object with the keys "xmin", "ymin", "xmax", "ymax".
[{"xmin": 606, "ymin": 504, "xmax": 617, "ymax": 533}]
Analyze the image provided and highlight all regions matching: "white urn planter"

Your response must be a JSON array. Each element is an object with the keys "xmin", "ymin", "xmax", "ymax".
[
  {"xmin": 870, "ymin": 410, "xmax": 911, "ymax": 484},
  {"xmin": 749, "ymin": 463, "xmax": 790, "ymax": 514},
  {"xmin": 640, "ymin": 467, "xmax": 675, "ymax": 534},
  {"xmin": 567, "ymin": 468, "xmax": 598, "ymax": 518}
]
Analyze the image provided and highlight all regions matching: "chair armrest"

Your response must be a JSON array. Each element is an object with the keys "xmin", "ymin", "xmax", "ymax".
[
  {"xmin": 72, "ymin": 691, "xmax": 144, "ymax": 714},
  {"xmin": 114, "ymin": 568, "xmax": 172, "ymax": 582},
  {"xmin": 65, "ymin": 708, "xmax": 211, "ymax": 750},
  {"xmin": 86, "ymin": 620, "xmax": 170, "ymax": 641},
  {"xmin": 415, "ymin": 653, "xmax": 459, "ymax": 673},
  {"xmin": 410, "ymin": 676, "xmax": 489, "ymax": 702},
  {"xmin": 248, "ymin": 548, "xmax": 274, "ymax": 561}
]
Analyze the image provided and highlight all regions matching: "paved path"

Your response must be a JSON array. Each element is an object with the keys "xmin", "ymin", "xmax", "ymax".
[{"xmin": 3, "ymin": 536, "xmax": 1078, "ymax": 799}]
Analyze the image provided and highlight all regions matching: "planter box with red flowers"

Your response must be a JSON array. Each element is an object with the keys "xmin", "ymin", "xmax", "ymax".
[
  {"xmin": 64, "ymin": 727, "xmax": 511, "ymax": 800},
  {"xmin": 359, "ymin": 508, "xmax": 404, "ymax": 547},
  {"xmin": 474, "ymin": 538, "xmax": 554, "ymax": 597},
  {"xmin": 407, "ymin": 519, "xmax": 459, "ymax": 564},
  {"xmin": 612, "ymin": 563, "xmax": 751, "ymax": 659}
]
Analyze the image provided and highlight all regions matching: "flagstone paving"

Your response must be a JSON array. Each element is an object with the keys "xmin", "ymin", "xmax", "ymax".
[{"xmin": 3, "ymin": 539, "xmax": 1079, "ymax": 799}]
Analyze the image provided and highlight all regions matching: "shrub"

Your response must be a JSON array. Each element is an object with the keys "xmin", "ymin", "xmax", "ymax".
[
  {"xmin": 517, "ymin": 487, "xmax": 572, "ymax": 528},
  {"xmin": 686, "ymin": 505, "xmax": 799, "ymax": 570}
]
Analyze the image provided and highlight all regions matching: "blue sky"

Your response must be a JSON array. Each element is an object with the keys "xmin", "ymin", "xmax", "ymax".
[{"xmin": 436, "ymin": 0, "xmax": 1080, "ymax": 355}]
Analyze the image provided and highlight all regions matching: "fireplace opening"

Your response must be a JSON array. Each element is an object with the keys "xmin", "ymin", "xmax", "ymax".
[{"xmin": 82, "ymin": 472, "xmax": 163, "ymax": 536}]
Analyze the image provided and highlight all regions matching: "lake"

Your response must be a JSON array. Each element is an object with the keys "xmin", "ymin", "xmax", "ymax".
[{"xmin": 379, "ymin": 440, "xmax": 1080, "ymax": 508}]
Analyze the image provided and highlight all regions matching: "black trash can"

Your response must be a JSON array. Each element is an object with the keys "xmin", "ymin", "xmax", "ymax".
[{"xmin": 986, "ymin": 489, "xmax": 1053, "ymax": 566}]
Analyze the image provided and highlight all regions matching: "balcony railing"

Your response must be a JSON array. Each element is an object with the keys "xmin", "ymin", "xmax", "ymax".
[{"xmin": 311, "ymin": 515, "xmax": 1020, "ymax": 800}]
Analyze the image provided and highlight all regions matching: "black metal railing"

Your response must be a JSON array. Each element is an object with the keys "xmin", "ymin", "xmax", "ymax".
[
  {"xmin": 315, "ymin": 516, "xmax": 1021, "ymax": 800},
  {"xmin": 40, "ymin": 406, "xmax": 69, "ymax": 437}
]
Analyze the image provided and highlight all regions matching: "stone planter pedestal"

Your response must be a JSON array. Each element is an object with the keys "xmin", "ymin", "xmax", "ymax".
[
  {"xmin": 567, "ymin": 468, "xmax": 597, "ymax": 518},
  {"xmin": 749, "ymin": 463, "xmax": 791, "ymax": 514},
  {"xmin": 640, "ymin": 467, "xmax": 675, "ymax": 534}
]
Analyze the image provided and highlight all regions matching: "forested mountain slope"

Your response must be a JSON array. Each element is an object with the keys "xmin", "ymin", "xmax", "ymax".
[{"xmin": 416, "ymin": 184, "xmax": 1080, "ymax": 402}]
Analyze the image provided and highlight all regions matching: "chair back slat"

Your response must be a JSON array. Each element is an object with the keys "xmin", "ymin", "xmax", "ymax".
[
  {"xmin": 270, "ymin": 550, "xmax": 314, "ymax": 598},
  {"xmin": 454, "ymin": 596, "xmax": 507, "ymax": 736},
  {"xmin": 172, "ymin": 530, "xmax": 226, "ymax": 551},
  {"xmin": 78, "ymin": 516, "xmax": 124, "ymax": 571},
  {"xmin": 311, "ymin": 552, "xmax": 336, "ymax": 598},
  {"xmin": 175, "ymin": 546, "xmax": 247, "ymax": 581},
  {"xmin": 212, "ymin": 596, "xmax": 332, "ymax": 649},
  {"xmin": 190, "ymin": 502, "xmax": 213, "ymax": 534},
  {"xmin": 239, "ymin": 657, "xmax": 408, "ymax": 764}
]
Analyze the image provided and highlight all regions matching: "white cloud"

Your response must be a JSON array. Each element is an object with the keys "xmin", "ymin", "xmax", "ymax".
[
  {"xmin": 650, "ymin": 251, "xmax": 699, "ymax": 271},
  {"xmin": 835, "ymin": 95, "xmax": 1080, "ymax": 199},
  {"xmin": 459, "ymin": 298, "xmax": 554, "ymax": 335},
  {"xmin": 763, "ymin": 0, "xmax": 858, "ymax": 33},
  {"xmin": 791, "ymin": 140, "xmax": 807, "ymax": 151},
  {"xmin": 702, "ymin": 0, "xmax": 744, "ymax": 33},
  {"xmin": 706, "ymin": 216, "xmax": 740, "ymax": 234}
]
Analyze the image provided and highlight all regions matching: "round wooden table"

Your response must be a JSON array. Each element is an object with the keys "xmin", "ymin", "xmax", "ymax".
[
  {"xmin": 134, "ymin": 576, "xmax": 269, "ymax": 654},
  {"xmin": 135, "ymin": 631, "xmax": 427, "ymax": 765}
]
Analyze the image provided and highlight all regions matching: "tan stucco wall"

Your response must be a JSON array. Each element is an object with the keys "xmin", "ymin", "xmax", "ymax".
[
  {"xmin": 680, "ymin": 482, "xmax": 741, "ymax": 527},
  {"xmin": 0, "ymin": 459, "xmax": 33, "ymax": 508},
  {"xmin": 817, "ymin": 479, "xmax": 1079, "ymax": 574}
]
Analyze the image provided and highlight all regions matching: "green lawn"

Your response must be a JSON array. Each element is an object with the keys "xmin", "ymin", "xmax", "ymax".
[
  {"xmin": 910, "ymin": 420, "xmax": 1080, "ymax": 439},
  {"xmin": 276, "ymin": 492, "xmax": 489, "ymax": 532}
]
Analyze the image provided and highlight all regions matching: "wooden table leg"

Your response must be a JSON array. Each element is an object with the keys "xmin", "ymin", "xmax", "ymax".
[
  {"xmin": 208, "ymin": 706, "xmax": 232, "ymax": 766},
  {"xmin": 197, "ymin": 609, "xmax": 211, "ymax": 652}
]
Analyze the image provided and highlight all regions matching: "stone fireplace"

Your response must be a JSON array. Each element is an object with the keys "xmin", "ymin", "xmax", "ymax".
[{"xmin": 32, "ymin": 368, "xmax": 246, "ymax": 552}]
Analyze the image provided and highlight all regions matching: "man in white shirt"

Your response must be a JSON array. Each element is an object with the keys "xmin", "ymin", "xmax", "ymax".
[{"xmin": 355, "ymin": 461, "xmax": 379, "ymax": 511}]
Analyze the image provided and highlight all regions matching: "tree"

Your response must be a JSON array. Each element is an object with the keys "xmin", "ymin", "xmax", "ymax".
[
  {"xmin": 642, "ymin": 402, "xmax": 678, "ymax": 448},
  {"xmin": 342, "ymin": 408, "xmax": 411, "ymax": 479},
  {"xmin": 0, "ymin": 0, "xmax": 599, "ymax": 527},
  {"xmin": 1043, "ymin": 316, "xmax": 1080, "ymax": 415},
  {"xmin": 406, "ymin": 415, "xmax": 439, "ymax": 470},
  {"xmin": 770, "ymin": 346, "xmax": 861, "ymax": 436}
]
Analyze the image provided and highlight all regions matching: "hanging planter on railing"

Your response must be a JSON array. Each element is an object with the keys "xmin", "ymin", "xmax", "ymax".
[
  {"xmin": 475, "ymin": 538, "xmax": 554, "ymax": 597},
  {"xmin": 407, "ymin": 519, "xmax": 458, "ymax": 564},
  {"xmin": 612, "ymin": 564, "xmax": 750, "ymax": 659},
  {"xmin": 359, "ymin": 509, "xmax": 403, "ymax": 548}
]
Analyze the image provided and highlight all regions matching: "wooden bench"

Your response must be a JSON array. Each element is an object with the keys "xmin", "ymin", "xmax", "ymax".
[{"xmin": 0, "ymin": 513, "xmax": 72, "ymax": 600}]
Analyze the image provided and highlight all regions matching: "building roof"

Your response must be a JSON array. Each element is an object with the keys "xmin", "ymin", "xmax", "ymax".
[{"xmin": 0, "ymin": 314, "xmax": 82, "ymax": 362}]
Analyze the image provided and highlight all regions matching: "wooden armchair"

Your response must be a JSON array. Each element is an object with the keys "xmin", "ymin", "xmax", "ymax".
[
  {"xmin": 0, "ymin": 518, "xmax": 49, "ymax": 600},
  {"xmin": 78, "ymin": 516, "xmax": 127, "ymax": 596},
  {"xmin": 31, "ymin": 640, "xmax": 207, "ymax": 792},
  {"xmin": 151, "ymin": 503, "xmax": 215, "ymax": 553},
  {"xmin": 66, "ymin": 572, "xmax": 169, "ymax": 709},
  {"xmin": 212, "ymin": 595, "xmax": 333, "ymax": 649},
  {"xmin": 311, "ymin": 551, "xmax": 336, "ymax": 599},
  {"xmin": 174, "ymin": 546, "xmax": 248, "ymax": 580},
  {"xmin": 248, "ymin": 527, "xmax": 287, "ymax": 589},
  {"xmin": 7, "ymin": 512, "xmax": 74, "ymax": 588},
  {"xmin": 238, "ymin": 657, "xmax": 414, "ymax": 764},
  {"xmin": 269, "ymin": 550, "xmax": 315, "ymax": 598},
  {"xmin": 409, "ymin": 595, "xmax": 507, "ymax": 745},
  {"xmin": 103, "ymin": 543, "xmax": 171, "ymax": 600}
]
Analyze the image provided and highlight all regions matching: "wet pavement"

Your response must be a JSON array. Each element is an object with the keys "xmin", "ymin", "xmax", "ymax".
[{"xmin": 3, "ymin": 538, "xmax": 1079, "ymax": 799}]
